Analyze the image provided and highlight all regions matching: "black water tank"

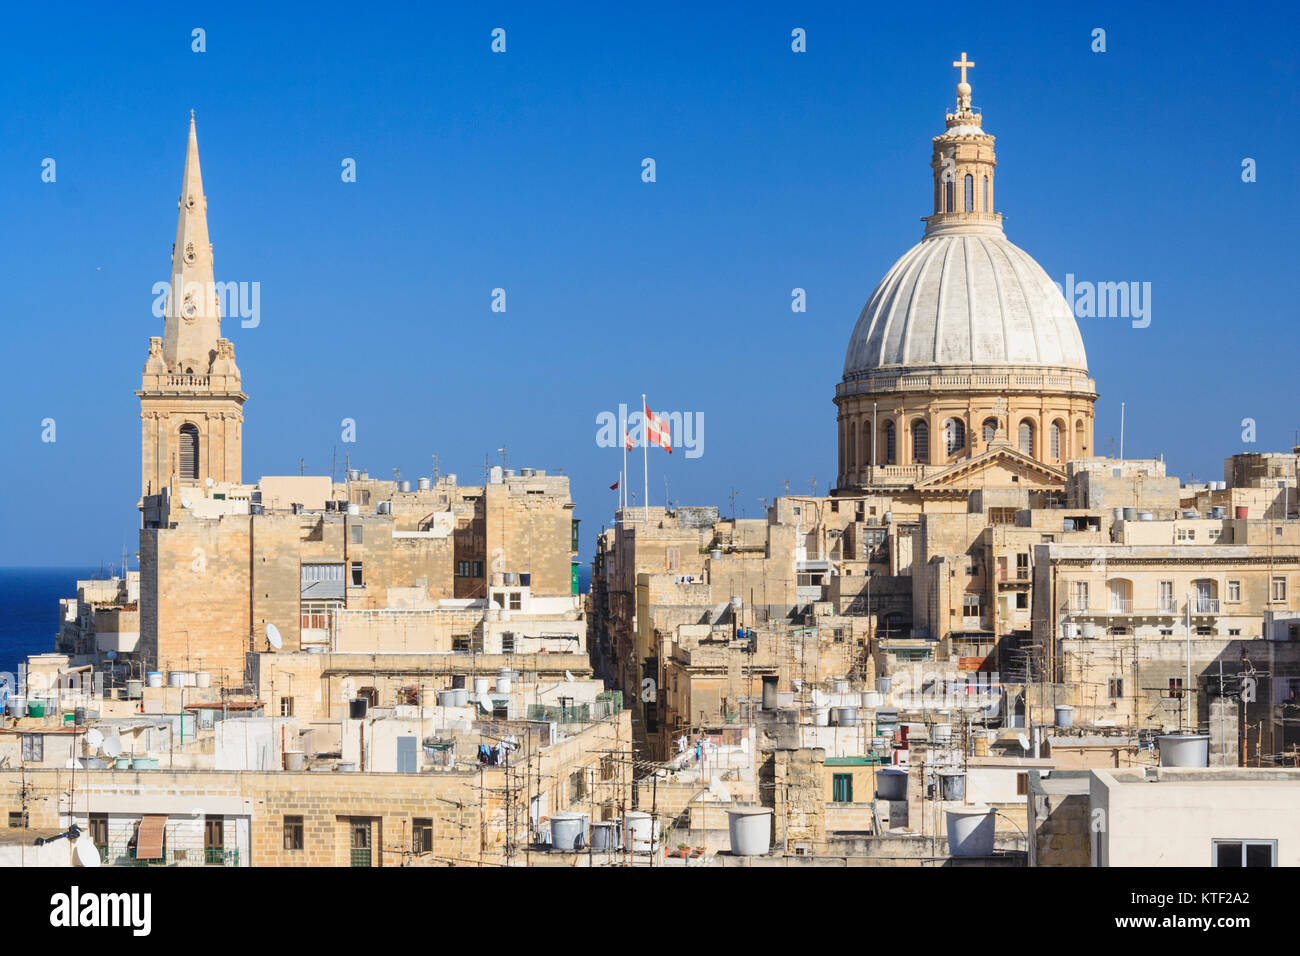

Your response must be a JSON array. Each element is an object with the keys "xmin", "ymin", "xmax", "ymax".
[{"xmin": 349, "ymin": 698, "xmax": 368, "ymax": 719}]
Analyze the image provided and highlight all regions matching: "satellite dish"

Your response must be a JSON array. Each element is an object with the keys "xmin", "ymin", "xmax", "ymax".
[
  {"xmin": 85, "ymin": 728, "xmax": 104, "ymax": 750},
  {"xmin": 205, "ymin": 477, "xmax": 215, "ymax": 488},
  {"xmin": 180, "ymin": 497, "xmax": 192, "ymax": 509},
  {"xmin": 266, "ymin": 623, "xmax": 283, "ymax": 650},
  {"xmin": 102, "ymin": 736, "xmax": 122, "ymax": 759},
  {"xmin": 106, "ymin": 650, "xmax": 117, "ymax": 661},
  {"xmin": 564, "ymin": 670, "xmax": 574, "ymax": 683},
  {"xmin": 709, "ymin": 779, "xmax": 731, "ymax": 802},
  {"xmin": 479, "ymin": 698, "xmax": 493, "ymax": 713},
  {"xmin": 1017, "ymin": 733, "xmax": 1031, "ymax": 751},
  {"xmin": 74, "ymin": 838, "xmax": 101, "ymax": 868}
]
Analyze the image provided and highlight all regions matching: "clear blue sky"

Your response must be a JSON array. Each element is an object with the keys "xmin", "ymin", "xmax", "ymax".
[{"xmin": 2, "ymin": 1, "xmax": 1296, "ymax": 567}]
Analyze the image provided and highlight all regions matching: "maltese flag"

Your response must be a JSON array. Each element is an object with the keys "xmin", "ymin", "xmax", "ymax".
[{"xmin": 644, "ymin": 401, "xmax": 672, "ymax": 453}]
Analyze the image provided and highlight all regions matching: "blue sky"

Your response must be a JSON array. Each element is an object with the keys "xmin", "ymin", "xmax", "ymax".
[{"xmin": 1, "ymin": 1, "xmax": 1297, "ymax": 567}]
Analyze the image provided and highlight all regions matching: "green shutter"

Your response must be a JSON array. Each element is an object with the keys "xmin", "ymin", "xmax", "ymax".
[{"xmin": 571, "ymin": 563, "xmax": 580, "ymax": 595}]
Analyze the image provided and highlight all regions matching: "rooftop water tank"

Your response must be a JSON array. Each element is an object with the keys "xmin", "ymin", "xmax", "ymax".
[
  {"xmin": 473, "ymin": 677, "xmax": 491, "ymax": 697},
  {"xmin": 938, "ymin": 768, "xmax": 966, "ymax": 801},
  {"xmin": 946, "ymin": 806, "xmax": 996, "ymax": 857},
  {"xmin": 1139, "ymin": 511, "xmax": 1154, "ymax": 521},
  {"xmin": 1123, "ymin": 507, "xmax": 1137, "ymax": 521},
  {"xmin": 727, "ymin": 808, "xmax": 773, "ymax": 856},
  {"xmin": 348, "ymin": 469, "xmax": 360, "ymax": 481},
  {"xmin": 550, "ymin": 812, "xmax": 588, "ymax": 851},
  {"xmin": 623, "ymin": 812, "xmax": 659, "ymax": 854},
  {"xmin": 399, "ymin": 480, "xmax": 411, "ymax": 493},
  {"xmin": 876, "ymin": 676, "xmax": 892, "ymax": 693},
  {"xmin": 417, "ymin": 477, "xmax": 431, "ymax": 491},
  {"xmin": 589, "ymin": 820, "xmax": 620, "ymax": 852},
  {"xmin": 1158, "ymin": 733, "xmax": 1210, "ymax": 768},
  {"xmin": 1054, "ymin": 704, "xmax": 1075, "ymax": 728}
]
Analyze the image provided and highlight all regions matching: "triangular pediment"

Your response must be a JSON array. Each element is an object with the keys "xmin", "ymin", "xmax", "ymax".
[{"xmin": 914, "ymin": 444, "xmax": 1066, "ymax": 490}]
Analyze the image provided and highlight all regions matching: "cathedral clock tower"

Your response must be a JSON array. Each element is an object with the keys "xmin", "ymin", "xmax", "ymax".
[{"xmin": 137, "ymin": 113, "xmax": 246, "ymax": 500}]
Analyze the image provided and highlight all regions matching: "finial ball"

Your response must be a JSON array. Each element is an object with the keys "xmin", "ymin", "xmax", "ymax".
[{"xmin": 957, "ymin": 81, "xmax": 971, "ymax": 97}]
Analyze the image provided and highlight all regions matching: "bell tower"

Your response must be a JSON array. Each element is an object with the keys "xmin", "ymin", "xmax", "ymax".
[{"xmin": 137, "ymin": 112, "xmax": 246, "ymax": 501}]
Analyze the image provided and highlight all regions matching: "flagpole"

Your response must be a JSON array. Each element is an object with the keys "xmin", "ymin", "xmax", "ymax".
[
  {"xmin": 622, "ymin": 427, "xmax": 628, "ymax": 512},
  {"xmin": 642, "ymin": 393, "xmax": 650, "ymax": 523}
]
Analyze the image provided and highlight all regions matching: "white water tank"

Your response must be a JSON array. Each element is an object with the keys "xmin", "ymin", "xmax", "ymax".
[
  {"xmin": 623, "ymin": 812, "xmax": 659, "ymax": 853},
  {"xmin": 946, "ymin": 806, "xmax": 996, "ymax": 857},
  {"xmin": 550, "ymin": 812, "xmax": 588, "ymax": 851},
  {"xmin": 418, "ymin": 477, "xmax": 431, "ymax": 491},
  {"xmin": 496, "ymin": 668, "xmax": 513, "ymax": 693},
  {"xmin": 727, "ymin": 808, "xmax": 773, "ymax": 856},
  {"xmin": 473, "ymin": 677, "xmax": 491, "ymax": 696},
  {"xmin": 1158, "ymin": 733, "xmax": 1210, "ymax": 767}
]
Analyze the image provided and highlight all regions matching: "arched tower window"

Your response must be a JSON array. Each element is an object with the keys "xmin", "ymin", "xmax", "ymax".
[
  {"xmin": 963, "ymin": 174, "xmax": 974, "ymax": 212},
  {"xmin": 1074, "ymin": 419, "xmax": 1086, "ymax": 456},
  {"xmin": 982, "ymin": 418, "xmax": 998, "ymax": 444},
  {"xmin": 912, "ymin": 419, "xmax": 929, "ymax": 464},
  {"xmin": 179, "ymin": 424, "xmax": 200, "ymax": 480},
  {"xmin": 1018, "ymin": 419, "xmax": 1035, "ymax": 457},
  {"xmin": 944, "ymin": 418, "xmax": 965, "ymax": 455},
  {"xmin": 884, "ymin": 422, "xmax": 896, "ymax": 465},
  {"xmin": 860, "ymin": 422, "xmax": 871, "ymax": 468},
  {"xmin": 1050, "ymin": 420, "xmax": 1065, "ymax": 460},
  {"xmin": 847, "ymin": 427, "xmax": 856, "ymax": 473},
  {"xmin": 983, "ymin": 176, "xmax": 989, "ymax": 212},
  {"xmin": 944, "ymin": 179, "xmax": 954, "ymax": 212}
]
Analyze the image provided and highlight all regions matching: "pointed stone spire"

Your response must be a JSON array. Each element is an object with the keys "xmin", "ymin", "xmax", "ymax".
[{"xmin": 162, "ymin": 111, "xmax": 222, "ymax": 372}]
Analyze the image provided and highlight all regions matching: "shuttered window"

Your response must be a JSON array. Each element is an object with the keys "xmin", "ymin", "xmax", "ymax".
[{"xmin": 179, "ymin": 425, "xmax": 200, "ymax": 479}]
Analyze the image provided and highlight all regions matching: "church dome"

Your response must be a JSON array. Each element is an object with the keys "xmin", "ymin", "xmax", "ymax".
[{"xmin": 842, "ymin": 231, "xmax": 1088, "ymax": 380}]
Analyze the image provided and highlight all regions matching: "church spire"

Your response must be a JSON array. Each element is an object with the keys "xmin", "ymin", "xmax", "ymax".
[
  {"xmin": 162, "ymin": 111, "xmax": 222, "ymax": 372},
  {"xmin": 924, "ymin": 52, "xmax": 1002, "ymax": 238}
]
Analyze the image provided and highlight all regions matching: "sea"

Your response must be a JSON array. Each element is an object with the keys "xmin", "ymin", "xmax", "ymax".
[{"xmin": 0, "ymin": 567, "xmax": 98, "ymax": 678}]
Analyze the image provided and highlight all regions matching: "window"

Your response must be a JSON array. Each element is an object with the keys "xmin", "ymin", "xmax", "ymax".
[
  {"xmin": 911, "ymin": 420, "xmax": 929, "ymax": 463},
  {"xmin": 944, "ymin": 418, "xmax": 965, "ymax": 455},
  {"xmin": 21, "ymin": 735, "xmax": 42, "ymax": 762},
  {"xmin": 472, "ymin": 560, "xmax": 484, "ymax": 577},
  {"xmin": 351, "ymin": 524, "xmax": 363, "ymax": 544},
  {"xmin": 1018, "ymin": 420, "xmax": 1035, "ymax": 456},
  {"xmin": 983, "ymin": 175, "xmax": 989, "ymax": 212},
  {"xmin": 1016, "ymin": 553, "xmax": 1029, "ymax": 580},
  {"xmin": 1159, "ymin": 581, "xmax": 1175, "ymax": 612},
  {"xmin": 90, "ymin": 814, "xmax": 108, "ymax": 856},
  {"xmin": 884, "ymin": 422, "xmax": 896, "ymax": 464},
  {"xmin": 860, "ymin": 423, "xmax": 871, "ymax": 467},
  {"xmin": 1196, "ymin": 626, "xmax": 1212, "ymax": 636},
  {"xmin": 412, "ymin": 818, "xmax": 433, "ymax": 854},
  {"xmin": 1272, "ymin": 577, "xmax": 1287, "ymax": 602},
  {"xmin": 1015, "ymin": 592, "xmax": 1028, "ymax": 610},
  {"xmin": 1168, "ymin": 677, "xmax": 1184, "ymax": 700},
  {"xmin": 1227, "ymin": 580, "xmax": 1241, "ymax": 603},
  {"xmin": 1050, "ymin": 421, "xmax": 1063, "ymax": 459},
  {"xmin": 1177, "ymin": 528, "xmax": 1196, "ymax": 542},
  {"xmin": 982, "ymin": 418, "xmax": 998, "ymax": 444},
  {"xmin": 569, "ymin": 769, "xmax": 587, "ymax": 802},
  {"xmin": 1229, "ymin": 628, "xmax": 1241, "ymax": 636},
  {"xmin": 178, "ymin": 424, "xmax": 200, "ymax": 480},
  {"xmin": 452, "ymin": 635, "xmax": 471, "ymax": 652},
  {"xmin": 666, "ymin": 547, "xmax": 681, "ymax": 572},
  {"xmin": 990, "ymin": 507, "xmax": 1016, "ymax": 525},
  {"xmin": 204, "ymin": 816, "xmax": 225, "ymax": 865},
  {"xmin": 1016, "ymin": 772, "xmax": 1028, "ymax": 796},
  {"xmin": 1108, "ymin": 678, "xmax": 1124, "ymax": 698},
  {"xmin": 963, "ymin": 173, "xmax": 974, "ymax": 212},
  {"xmin": 509, "ymin": 592, "xmax": 522, "ymax": 611},
  {"xmin": 1072, "ymin": 581, "xmax": 1090, "ymax": 610},
  {"xmin": 832, "ymin": 773, "xmax": 854, "ymax": 803},
  {"xmin": 944, "ymin": 179, "xmax": 954, "ymax": 212},
  {"xmin": 501, "ymin": 632, "xmax": 515, "ymax": 654},
  {"xmin": 457, "ymin": 560, "xmax": 471, "ymax": 577},
  {"xmin": 283, "ymin": 816, "xmax": 303, "ymax": 851},
  {"xmin": 350, "ymin": 561, "xmax": 364, "ymax": 586},
  {"xmin": 1213, "ymin": 840, "xmax": 1275, "ymax": 867},
  {"xmin": 349, "ymin": 819, "xmax": 372, "ymax": 868},
  {"xmin": 8, "ymin": 811, "xmax": 27, "ymax": 828},
  {"xmin": 280, "ymin": 696, "xmax": 294, "ymax": 717},
  {"xmin": 963, "ymin": 594, "xmax": 981, "ymax": 619}
]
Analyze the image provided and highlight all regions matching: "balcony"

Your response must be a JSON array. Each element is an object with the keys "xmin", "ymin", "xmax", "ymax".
[{"xmin": 1192, "ymin": 598, "xmax": 1220, "ymax": 615}]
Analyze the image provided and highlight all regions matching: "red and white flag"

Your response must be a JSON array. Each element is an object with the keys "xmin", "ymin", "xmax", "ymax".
[
  {"xmin": 624, "ymin": 430, "xmax": 634, "ymax": 452},
  {"xmin": 644, "ymin": 401, "xmax": 672, "ymax": 453}
]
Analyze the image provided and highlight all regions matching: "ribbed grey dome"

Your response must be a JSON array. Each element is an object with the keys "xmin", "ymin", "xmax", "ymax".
[{"xmin": 843, "ymin": 233, "xmax": 1088, "ymax": 379}]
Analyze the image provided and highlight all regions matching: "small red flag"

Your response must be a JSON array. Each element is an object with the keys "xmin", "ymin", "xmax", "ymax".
[{"xmin": 610, "ymin": 479, "xmax": 619, "ymax": 490}]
